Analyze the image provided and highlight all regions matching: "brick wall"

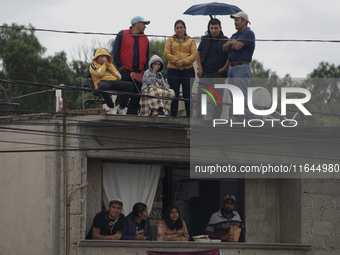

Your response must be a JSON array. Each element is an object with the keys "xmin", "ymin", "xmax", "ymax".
[{"xmin": 302, "ymin": 179, "xmax": 340, "ymax": 255}]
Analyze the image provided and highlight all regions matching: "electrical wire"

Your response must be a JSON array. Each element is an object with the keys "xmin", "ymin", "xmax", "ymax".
[
  {"xmin": 0, "ymin": 25, "xmax": 339, "ymax": 159},
  {"xmin": 2, "ymin": 77, "xmax": 340, "ymax": 119},
  {"xmin": 0, "ymin": 116, "xmax": 339, "ymax": 164},
  {"xmin": 1, "ymin": 25, "xmax": 340, "ymax": 43}
]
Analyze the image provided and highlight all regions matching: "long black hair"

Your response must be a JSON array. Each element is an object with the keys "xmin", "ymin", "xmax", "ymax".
[
  {"xmin": 132, "ymin": 202, "xmax": 147, "ymax": 220},
  {"xmin": 163, "ymin": 205, "xmax": 183, "ymax": 230}
]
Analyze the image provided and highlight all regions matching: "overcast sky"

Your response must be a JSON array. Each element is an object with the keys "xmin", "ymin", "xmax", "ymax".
[{"xmin": 1, "ymin": 0, "xmax": 340, "ymax": 78}]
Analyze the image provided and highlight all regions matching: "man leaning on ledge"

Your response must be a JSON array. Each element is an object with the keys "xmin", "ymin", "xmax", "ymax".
[
  {"xmin": 86, "ymin": 197, "xmax": 125, "ymax": 240},
  {"xmin": 205, "ymin": 194, "xmax": 245, "ymax": 242}
]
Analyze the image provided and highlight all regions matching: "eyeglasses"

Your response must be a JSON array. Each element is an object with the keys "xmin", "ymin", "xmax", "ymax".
[{"xmin": 99, "ymin": 55, "xmax": 109, "ymax": 58}]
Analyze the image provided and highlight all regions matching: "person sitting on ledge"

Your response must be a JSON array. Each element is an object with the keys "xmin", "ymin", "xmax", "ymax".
[
  {"xmin": 122, "ymin": 202, "xmax": 152, "ymax": 240},
  {"xmin": 205, "ymin": 194, "xmax": 245, "ymax": 242},
  {"xmin": 86, "ymin": 197, "xmax": 125, "ymax": 240},
  {"xmin": 161, "ymin": 205, "xmax": 189, "ymax": 241}
]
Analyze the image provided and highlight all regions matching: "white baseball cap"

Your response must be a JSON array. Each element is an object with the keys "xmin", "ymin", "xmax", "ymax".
[
  {"xmin": 231, "ymin": 12, "xmax": 251, "ymax": 25},
  {"xmin": 109, "ymin": 197, "xmax": 123, "ymax": 207}
]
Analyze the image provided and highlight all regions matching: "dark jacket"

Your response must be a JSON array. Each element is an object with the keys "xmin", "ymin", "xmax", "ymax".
[
  {"xmin": 200, "ymin": 33, "xmax": 229, "ymax": 69},
  {"xmin": 121, "ymin": 212, "xmax": 153, "ymax": 240}
]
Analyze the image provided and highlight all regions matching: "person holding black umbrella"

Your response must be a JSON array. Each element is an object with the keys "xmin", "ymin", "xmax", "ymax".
[
  {"xmin": 197, "ymin": 18, "xmax": 229, "ymax": 78},
  {"xmin": 196, "ymin": 18, "xmax": 229, "ymax": 118}
]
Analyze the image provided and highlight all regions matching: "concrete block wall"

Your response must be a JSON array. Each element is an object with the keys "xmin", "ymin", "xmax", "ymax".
[
  {"xmin": 66, "ymin": 152, "xmax": 88, "ymax": 255},
  {"xmin": 55, "ymin": 122, "xmax": 90, "ymax": 255},
  {"xmin": 245, "ymin": 179, "xmax": 280, "ymax": 243},
  {"xmin": 302, "ymin": 179, "xmax": 340, "ymax": 255}
]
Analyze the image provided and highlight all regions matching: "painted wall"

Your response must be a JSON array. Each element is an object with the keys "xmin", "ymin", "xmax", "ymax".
[{"xmin": 0, "ymin": 122, "xmax": 59, "ymax": 255}]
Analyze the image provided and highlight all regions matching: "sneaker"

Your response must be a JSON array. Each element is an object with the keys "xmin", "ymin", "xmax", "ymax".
[
  {"xmin": 107, "ymin": 106, "xmax": 118, "ymax": 114},
  {"xmin": 117, "ymin": 106, "xmax": 127, "ymax": 115},
  {"xmin": 163, "ymin": 109, "xmax": 170, "ymax": 116}
]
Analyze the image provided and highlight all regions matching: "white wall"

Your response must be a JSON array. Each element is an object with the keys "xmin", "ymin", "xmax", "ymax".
[{"xmin": 0, "ymin": 124, "xmax": 48, "ymax": 255}]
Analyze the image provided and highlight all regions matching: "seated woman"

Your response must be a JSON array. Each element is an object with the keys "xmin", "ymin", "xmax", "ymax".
[
  {"xmin": 140, "ymin": 55, "xmax": 175, "ymax": 116},
  {"xmin": 122, "ymin": 202, "xmax": 152, "ymax": 240},
  {"xmin": 90, "ymin": 48, "xmax": 134, "ymax": 115},
  {"xmin": 162, "ymin": 205, "xmax": 189, "ymax": 241}
]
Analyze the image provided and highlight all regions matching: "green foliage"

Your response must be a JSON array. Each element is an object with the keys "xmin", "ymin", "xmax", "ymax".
[
  {"xmin": 308, "ymin": 62, "xmax": 340, "ymax": 78},
  {"xmin": 250, "ymin": 59, "xmax": 287, "ymax": 98},
  {"xmin": 0, "ymin": 23, "xmax": 88, "ymax": 113},
  {"xmin": 296, "ymin": 62, "xmax": 340, "ymax": 126},
  {"xmin": 251, "ymin": 60, "xmax": 278, "ymax": 79}
]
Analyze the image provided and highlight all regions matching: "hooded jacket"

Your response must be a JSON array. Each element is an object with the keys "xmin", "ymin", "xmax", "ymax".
[
  {"xmin": 121, "ymin": 212, "xmax": 152, "ymax": 240},
  {"xmin": 141, "ymin": 55, "xmax": 170, "ymax": 92},
  {"xmin": 90, "ymin": 48, "xmax": 121, "ymax": 89}
]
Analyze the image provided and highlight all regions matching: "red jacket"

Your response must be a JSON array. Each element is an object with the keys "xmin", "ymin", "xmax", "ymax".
[{"xmin": 120, "ymin": 28, "xmax": 148, "ymax": 71}]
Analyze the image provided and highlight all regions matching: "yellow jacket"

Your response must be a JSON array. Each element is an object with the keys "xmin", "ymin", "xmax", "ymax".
[
  {"xmin": 90, "ymin": 48, "xmax": 121, "ymax": 89},
  {"xmin": 164, "ymin": 36, "xmax": 197, "ymax": 70}
]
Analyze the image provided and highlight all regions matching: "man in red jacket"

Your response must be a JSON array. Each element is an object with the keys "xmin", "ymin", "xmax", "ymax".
[{"xmin": 112, "ymin": 16, "xmax": 150, "ymax": 115}]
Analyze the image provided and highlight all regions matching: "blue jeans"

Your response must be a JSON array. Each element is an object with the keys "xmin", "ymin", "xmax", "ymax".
[
  {"xmin": 224, "ymin": 63, "xmax": 256, "ymax": 120},
  {"xmin": 167, "ymin": 68, "xmax": 195, "ymax": 117}
]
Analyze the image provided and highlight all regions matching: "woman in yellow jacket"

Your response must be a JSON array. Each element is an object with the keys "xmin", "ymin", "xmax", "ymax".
[
  {"xmin": 90, "ymin": 48, "xmax": 134, "ymax": 114},
  {"xmin": 164, "ymin": 20, "xmax": 197, "ymax": 117}
]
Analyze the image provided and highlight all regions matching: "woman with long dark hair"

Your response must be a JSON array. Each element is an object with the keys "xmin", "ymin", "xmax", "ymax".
[
  {"xmin": 164, "ymin": 19, "xmax": 197, "ymax": 117},
  {"xmin": 122, "ymin": 202, "xmax": 152, "ymax": 240},
  {"xmin": 162, "ymin": 205, "xmax": 189, "ymax": 241}
]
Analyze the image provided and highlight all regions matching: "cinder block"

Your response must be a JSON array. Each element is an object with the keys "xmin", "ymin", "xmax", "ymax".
[
  {"xmin": 70, "ymin": 215, "xmax": 83, "ymax": 230},
  {"xmin": 312, "ymin": 221, "xmax": 334, "ymax": 236},
  {"xmin": 302, "ymin": 179, "xmax": 324, "ymax": 194},
  {"xmin": 334, "ymin": 222, "xmax": 340, "ymax": 235},
  {"xmin": 323, "ymin": 208, "xmax": 340, "ymax": 222},
  {"xmin": 302, "ymin": 220, "xmax": 313, "ymax": 235},
  {"xmin": 323, "ymin": 180, "xmax": 340, "ymax": 195},
  {"xmin": 313, "ymin": 195, "xmax": 335, "ymax": 208},
  {"xmin": 330, "ymin": 249, "xmax": 340, "ymax": 255},
  {"xmin": 302, "ymin": 193, "xmax": 314, "ymax": 208},
  {"xmin": 302, "ymin": 207, "xmax": 323, "ymax": 221},
  {"xmin": 324, "ymin": 236, "xmax": 340, "ymax": 250},
  {"xmin": 311, "ymin": 249, "xmax": 333, "ymax": 255},
  {"xmin": 68, "ymin": 170, "xmax": 82, "ymax": 185},
  {"xmin": 336, "ymin": 196, "xmax": 340, "ymax": 208},
  {"xmin": 70, "ymin": 198, "xmax": 84, "ymax": 215},
  {"xmin": 302, "ymin": 234, "xmax": 325, "ymax": 248}
]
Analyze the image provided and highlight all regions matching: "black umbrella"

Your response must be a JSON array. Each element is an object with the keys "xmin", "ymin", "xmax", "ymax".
[{"xmin": 184, "ymin": 2, "xmax": 242, "ymax": 19}]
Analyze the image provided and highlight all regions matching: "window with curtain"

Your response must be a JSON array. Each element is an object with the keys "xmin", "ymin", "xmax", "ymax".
[{"xmin": 103, "ymin": 163, "xmax": 161, "ymax": 215}]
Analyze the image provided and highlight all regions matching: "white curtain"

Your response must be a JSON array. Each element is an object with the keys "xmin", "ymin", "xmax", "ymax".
[{"xmin": 103, "ymin": 163, "xmax": 161, "ymax": 216}]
